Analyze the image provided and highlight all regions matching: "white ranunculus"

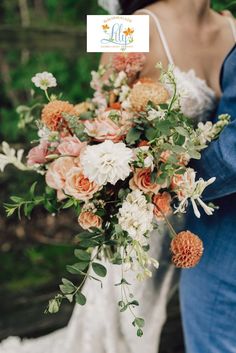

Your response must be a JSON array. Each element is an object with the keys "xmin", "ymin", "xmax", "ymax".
[
  {"xmin": 80, "ymin": 140, "xmax": 133, "ymax": 186},
  {"xmin": 31, "ymin": 72, "xmax": 57, "ymax": 90},
  {"xmin": 118, "ymin": 190, "xmax": 154, "ymax": 242}
]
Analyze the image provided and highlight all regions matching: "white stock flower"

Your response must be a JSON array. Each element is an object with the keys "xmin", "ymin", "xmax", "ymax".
[
  {"xmin": 146, "ymin": 108, "xmax": 166, "ymax": 121},
  {"xmin": 80, "ymin": 140, "xmax": 133, "ymax": 186},
  {"xmin": 119, "ymin": 84, "xmax": 131, "ymax": 102},
  {"xmin": 31, "ymin": 72, "xmax": 57, "ymax": 90},
  {"xmin": 118, "ymin": 189, "xmax": 154, "ymax": 241},
  {"xmin": 113, "ymin": 71, "xmax": 127, "ymax": 88},
  {"xmin": 196, "ymin": 121, "xmax": 214, "ymax": 145},
  {"xmin": 0, "ymin": 142, "xmax": 29, "ymax": 172},
  {"xmin": 174, "ymin": 168, "xmax": 216, "ymax": 218}
]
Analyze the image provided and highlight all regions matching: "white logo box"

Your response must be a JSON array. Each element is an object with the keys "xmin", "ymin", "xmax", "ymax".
[{"xmin": 87, "ymin": 15, "xmax": 149, "ymax": 53}]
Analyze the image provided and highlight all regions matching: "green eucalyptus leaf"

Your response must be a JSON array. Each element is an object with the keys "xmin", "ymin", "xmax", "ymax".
[
  {"xmin": 74, "ymin": 249, "xmax": 91, "ymax": 262},
  {"xmin": 75, "ymin": 292, "xmax": 87, "ymax": 306},
  {"xmin": 92, "ymin": 262, "xmax": 107, "ymax": 277}
]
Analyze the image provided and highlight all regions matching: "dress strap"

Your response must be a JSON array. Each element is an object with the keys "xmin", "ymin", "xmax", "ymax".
[
  {"xmin": 136, "ymin": 8, "xmax": 175, "ymax": 65},
  {"xmin": 227, "ymin": 17, "xmax": 236, "ymax": 42}
]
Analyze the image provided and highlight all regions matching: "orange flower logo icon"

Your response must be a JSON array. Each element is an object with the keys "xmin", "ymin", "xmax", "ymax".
[
  {"xmin": 123, "ymin": 27, "xmax": 134, "ymax": 36},
  {"xmin": 102, "ymin": 24, "xmax": 110, "ymax": 31}
]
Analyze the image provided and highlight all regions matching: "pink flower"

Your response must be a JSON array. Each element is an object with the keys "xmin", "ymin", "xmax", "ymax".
[
  {"xmin": 112, "ymin": 53, "xmax": 146, "ymax": 78},
  {"xmin": 78, "ymin": 211, "xmax": 102, "ymax": 230},
  {"xmin": 64, "ymin": 167, "xmax": 100, "ymax": 201},
  {"xmin": 153, "ymin": 192, "xmax": 172, "ymax": 220},
  {"xmin": 58, "ymin": 136, "xmax": 86, "ymax": 157},
  {"xmin": 27, "ymin": 141, "xmax": 49, "ymax": 166},
  {"xmin": 129, "ymin": 168, "xmax": 161, "ymax": 194},
  {"xmin": 45, "ymin": 157, "xmax": 76, "ymax": 199},
  {"xmin": 84, "ymin": 110, "xmax": 132, "ymax": 142}
]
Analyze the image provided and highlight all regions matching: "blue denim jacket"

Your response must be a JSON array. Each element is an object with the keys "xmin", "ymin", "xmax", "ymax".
[{"xmin": 186, "ymin": 45, "xmax": 236, "ymax": 282}]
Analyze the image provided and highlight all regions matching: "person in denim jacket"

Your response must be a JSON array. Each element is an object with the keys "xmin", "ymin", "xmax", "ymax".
[{"xmin": 180, "ymin": 45, "xmax": 236, "ymax": 353}]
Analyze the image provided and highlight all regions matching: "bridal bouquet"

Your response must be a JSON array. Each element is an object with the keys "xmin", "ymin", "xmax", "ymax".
[{"xmin": 0, "ymin": 53, "xmax": 229, "ymax": 336}]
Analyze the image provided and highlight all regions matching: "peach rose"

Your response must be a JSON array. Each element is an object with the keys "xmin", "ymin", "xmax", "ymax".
[
  {"xmin": 27, "ymin": 140, "xmax": 49, "ymax": 166},
  {"xmin": 84, "ymin": 110, "xmax": 132, "ymax": 142},
  {"xmin": 45, "ymin": 156, "xmax": 75, "ymax": 192},
  {"xmin": 153, "ymin": 192, "xmax": 172, "ymax": 220},
  {"xmin": 58, "ymin": 136, "xmax": 86, "ymax": 157},
  {"xmin": 78, "ymin": 211, "xmax": 102, "ymax": 230},
  {"xmin": 64, "ymin": 167, "xmax": 100, "ymax": 201},
  {"xmin": 129, "ymin": 168, "xmax": 161, "ymax": 194}
]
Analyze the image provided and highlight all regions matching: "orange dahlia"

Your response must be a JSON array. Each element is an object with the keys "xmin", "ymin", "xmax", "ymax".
[
  {"xmin": 41, "ymin": 100, "xmax": 76, "ymax": 131},
  {"xmin": 129, "ymin": 81, "xmax": 169, "ymax": 112},
  {"xmin": 170, "ymin": 231, "xmax": 203, "ymax": 268}
]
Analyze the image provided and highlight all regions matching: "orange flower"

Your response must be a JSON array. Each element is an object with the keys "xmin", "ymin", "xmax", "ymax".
[
  {"xmin": 130, "ymin": 82, "xmax": 169, "ymax": 112},
  {"xmin": 153, "ymin": 192, "xmax": 172, "ymax": 220},
  {"xmin": 41, "ymin": 100, "xmax": 76, "ymax": 131},
  {"xmin": 129, "ymin": 168, "xmax": 160, "ymax": 194},
  {"xmin": 170, "ymin": 231, "xmax": 204, "ymax": 268},
  {"xmin": 78, "ymin": 211, "xmax": 102, "ymax": 230},
  {"xmin": 102, "ymin": 24, "xmax": 109, "ymax": 31},
  {"xmin": 64, "ymin": 167, "xmax": 100, "ymax": 201},
  {"xmin": 123, "ymin": 27, "xmax": 134, "ymax": 36}
]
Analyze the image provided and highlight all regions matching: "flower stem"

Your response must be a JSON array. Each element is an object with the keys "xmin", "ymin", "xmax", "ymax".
[{"xmin": 155, "ymin": 205, "xmax": 177, "ymax": 238}]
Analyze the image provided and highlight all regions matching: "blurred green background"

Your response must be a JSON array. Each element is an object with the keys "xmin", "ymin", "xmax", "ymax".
[{"xmin": 0, "ymin": 0, "xmax": 235, "ymax": 347}]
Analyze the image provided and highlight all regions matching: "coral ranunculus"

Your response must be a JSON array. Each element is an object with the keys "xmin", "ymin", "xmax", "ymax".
[
  {"xmin": 153, "ymin": 192, "xmax": 172, "ymax": 220},
  {"xmin": 129, "ymin": 168, "xmax": 161, "ymax": 194},
  {"xmin": 170, "ymin": 231, "xmax": 204, "ymax": 268},
  {"xmin": 78, "ymin": 211, "xmax": 102, "ymax": 230},
  {"xmin": 65, "ymin": 167, "xmax": 100, "ymax": 201},
  {"xmin": 41, "ymin": 100, "xmax": 76, "ymax": 131}
]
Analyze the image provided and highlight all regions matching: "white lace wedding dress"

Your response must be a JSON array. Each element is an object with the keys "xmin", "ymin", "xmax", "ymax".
[{"xmin": 4, "ymin": 8, "xmax": 235, "ymax": 353}]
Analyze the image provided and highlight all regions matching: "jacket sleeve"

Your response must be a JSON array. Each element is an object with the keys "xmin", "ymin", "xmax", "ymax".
[{"xmin": 192, "ymin": 115, "xmax": 236, "ymax": 201}]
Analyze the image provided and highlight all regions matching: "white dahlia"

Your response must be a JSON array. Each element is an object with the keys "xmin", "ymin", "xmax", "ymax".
[
  {"xmin": 118, "ymin": 190, "xmax": 154, "ymax": 242},
  {"xmin": 80, "ymin": 140, "xmax": 133, "ymax": 186}
]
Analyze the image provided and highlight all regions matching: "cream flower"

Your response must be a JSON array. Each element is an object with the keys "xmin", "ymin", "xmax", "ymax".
[
  {"xmin": 32, "ymin": 72, "xmax": 57, "ymax": 90},
  {"xmin": 118, "ymin": 190, "xmax": 154, "ymax": 242},
  {"xmin": 173, "ymin": 168, "xmax": 216, "ymax": 218},
  {"xmin": 80, "ymin": 140, "xmax": 133, "ymax": 185}
]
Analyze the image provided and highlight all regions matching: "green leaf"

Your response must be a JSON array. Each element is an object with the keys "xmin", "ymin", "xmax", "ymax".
[
  {"xmin": 59, "ymin": 284, "xmax": 75, "ymax": 294},
  {"xmin": 66, "ymin": 262, "xmax": 88, "ymax": 274},
  {"xmin": 74, "ymin": 249, "xmax": 91, "ymax": 262},
  {"xmin": 62, "ymin": 198, "xmax": 74, "ymax": 209},
  {"xmin": 75, "ymin": 292, "xmax": 87, "ymax": 306},
  {"xmin": 133, "ymin": 317, "xmax": 145, "ymax": 328},
  {"xmin": 10, "ymin": 196, "xmax": 23, "ymax": 203},
  {"xmin": 137, "ymin": 328, "xmax": 143, "ymax": 337},
  {"xmin": 92, "ymin": 262, "xmax": 107, "ymax": 277},
  {"xmin": 29, "ymin": 182, "xmax": 37, "ymax": 197},
  {"xmin": 126, "ymin": 127, "xmax": 141, "ymax": 144},
  {"xmin": 145, "ymin": 127, "xmax": 157, "ymax": 141},
  {"xmin": 175, "ymin": 126, "xmax": 190, "ymax": 137}
]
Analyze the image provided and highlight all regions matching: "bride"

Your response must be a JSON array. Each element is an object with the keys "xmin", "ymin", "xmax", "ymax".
[{"xmin": 1, "ymin": 0, "xmax": 235, "ymax": 352}]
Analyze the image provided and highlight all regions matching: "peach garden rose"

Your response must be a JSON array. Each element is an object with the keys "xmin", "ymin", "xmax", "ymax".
[
  {"xmin": 64, "ymin": 167, "xmax": 100, "ymax": 201},
  {"xmin": 129, "ymin": 168, "xmax": 161, "ymax": 194},
  {"xmin": 45, "ymin": 156, "xmax": 76, "ymax": 199},
  {"xmin": 78, "ymin": 211, "xmax": 102, "ymax": 230}
]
